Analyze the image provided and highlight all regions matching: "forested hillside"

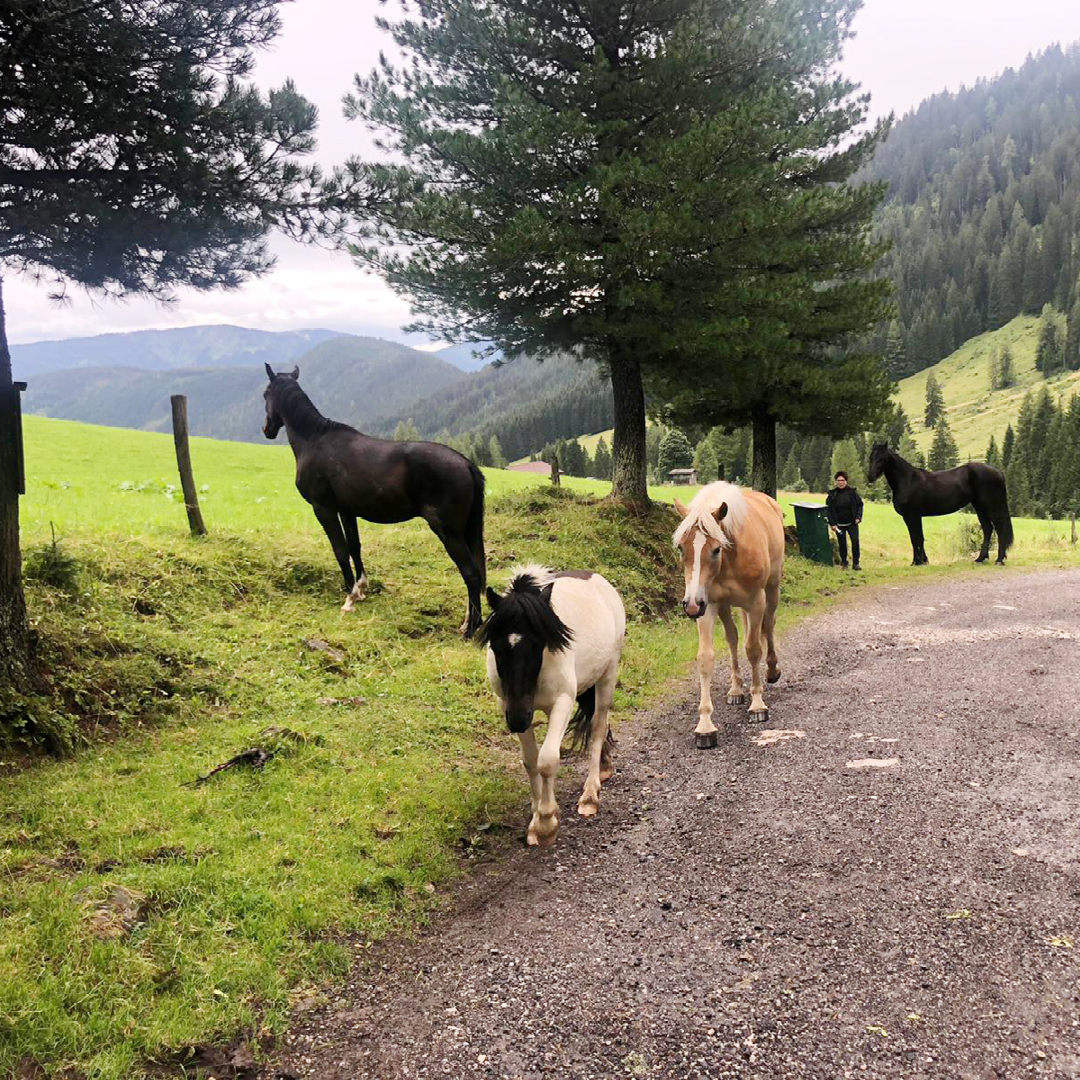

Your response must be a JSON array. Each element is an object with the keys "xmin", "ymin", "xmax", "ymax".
[
  {"xmin": 371, "ymin": 352, "xmax": 613, "ymax": 461},
  {"xmin": 863, "ymin": 43, "xmax": 1080, "ymax": 378}
]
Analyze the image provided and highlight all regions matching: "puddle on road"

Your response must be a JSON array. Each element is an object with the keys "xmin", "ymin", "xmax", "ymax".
[{"xmin": 750, "ymin": 730, "xmax": 805, "ymax": 747}]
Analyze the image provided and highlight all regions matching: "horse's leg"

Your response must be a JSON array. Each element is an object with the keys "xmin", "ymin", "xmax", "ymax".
[
  {"xmin": 745, "ymin": 593, "xmax": 769, "ymax": 719},
  {"xmin": 534, "ymin": 694, "xmax": 574, "ymax": 845},
  {"xmin": 517, "ymin": 725, "xmax": 544, "ymax": 846},
  {"xmin": 312, "ymin": 505, "xmax": 355, "ymax": 607},
  {"xmin": 430, "ymin": 525, "xmax": 483, "ymax": 638},
  {"xmin": 717, "ymin": 603, "xmax": 744, "ymax": 706},
  {"xmin": 578, "ymin": 669, "xmax": 616, "ymax": 817},
  {"xmin": 339, "ymin": 514, "xmax": 368, "ymax": 611},
  {"xmin": 693, "ymin": 603, "xmax": 719, "ymax": 749},
  {"xmin": 904, "ymin": 514, "xmax": 927, "ymax": 565},
  {"xmin": 973, "ymin": 502, "xmax": 993, "ymax": 563},
  {"xmin": 764, "ymin": 578, "xmax": 781, "ymax": 684}
]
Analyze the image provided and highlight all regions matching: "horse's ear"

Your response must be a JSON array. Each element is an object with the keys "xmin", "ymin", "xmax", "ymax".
[
  {"xmin": 485, "ymin": 587, "xmax": 502, "ymax": 610},
  {"xmin": 264, "ymin": 363, "xmax": 274, "ymax": 381},
  {"xmin": 673, "ymin": 498, "xmax": 689, "ymax": 518},
  {"xmin": 290, "ymin": 366, "xmax": 300, "ymax": 380},
  {"xmin": 713, "ymin": 502, "xmax": 728, "ymax": 523},
  {"xmin": 540, "ymin": 582, "xmax": 554, "ymax": 604}
]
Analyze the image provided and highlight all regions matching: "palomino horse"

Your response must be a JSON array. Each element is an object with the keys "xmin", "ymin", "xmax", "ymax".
[
  {"xmin": 673, "ymin": 482, "xmax": 785, "ymax": 747},
  {"xmin": 263, "ymin": 365, "xmax": 487, "ymax": 635},
  {"xmin": 867, "ymin": 442, "xmax": 1013, "ymax": 566},
  {"xmin": 481, "ymin": 566, "xmax": 626, "ymax": 846}
]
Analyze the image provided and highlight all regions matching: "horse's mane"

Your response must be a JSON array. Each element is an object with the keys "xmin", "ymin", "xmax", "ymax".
[
  {"xmin": 272, "ymin": 379, "xmax": 352, "ymax": 438},
  {"xmin": 672, "ymin": 481, "xmax": 750, "ymax": 549},
  {"xmin": 478, "ymin": 565, "xmax": 573, "ymax": 653}
]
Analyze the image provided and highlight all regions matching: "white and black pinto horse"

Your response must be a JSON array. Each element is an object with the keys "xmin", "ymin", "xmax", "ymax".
[{"xmin": 481, "ymin": 566, "xmax": 626, "ymax": 847}]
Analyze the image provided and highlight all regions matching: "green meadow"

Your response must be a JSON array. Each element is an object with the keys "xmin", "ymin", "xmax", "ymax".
[
  {"xmin": 3, "ymin": 415, "xmax": 1078, "ymax": 1079},
  {"xmin": 896, "ymin": 314, "xmax": 1080, "ymax": 459}
]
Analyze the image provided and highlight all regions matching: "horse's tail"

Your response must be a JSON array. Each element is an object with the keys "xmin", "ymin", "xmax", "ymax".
[
  {"xmin": 567, "ymin": 685, "xmax": 616, "ymax": 755},
  {"xmin": 995, "ymin": 484, "xmax": 1014, "ymax": 555},
  {"xmin": 466, "ymin": 460, "xmax": 487, "ymax": 590}
]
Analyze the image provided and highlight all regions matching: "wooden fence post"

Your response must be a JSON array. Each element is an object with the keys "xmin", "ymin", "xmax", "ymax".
[{"xmin": 170, "ymin": 395, "xmax": 207, "ymax": 537}]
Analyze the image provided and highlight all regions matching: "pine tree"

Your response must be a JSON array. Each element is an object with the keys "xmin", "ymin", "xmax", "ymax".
[
  {"xmin": 830, "ymin": 440, "xmax": 866, "ymax": 489},
  {"xmin": 487, "ymin": 435, "xmax": 507, "ymax": 469},
  {"xmin": 985, "ymin": 435, "xmax": 1001, "ymax": 471},
  {"xmin": 778, "ymin": 446, "xmax": 804, "ymax": 492},
  {"xmin": 1036, "ymin": 306, "xmax": 1064, "ymax": 376},
  {"xmin": 999, "ymin": 344, "xmax": 1015, "ymax": 388},
  {"xmin": 348, "ymin": 0, "xmax": 889, "ymax": 502},
  {"xmin": 988, "ymin": 346, "xmax": 1002, "ymax": 391},
  {"xmin": 592, "ymin": 438, "xmax": 613, "ymax": 482},
  {"xmin": 1002, "ymin": 423, "xmax": 1016, "ymax": 467},
  {"xmin": 657, "ymin": 428, "xmax": 695, "ymax": 482},
  {"xmin": 928, "ymin": 416, "xmax": 960, "ymax": 470},
  {"xmin": 0, "ymin": 0, "xmax": 369, "ymax": 687},
  {"xmin": 924, "ymin": 372, "xmax": 946, "ymax": 428}
]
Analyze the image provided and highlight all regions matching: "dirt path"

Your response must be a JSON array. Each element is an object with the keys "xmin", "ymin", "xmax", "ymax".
[{"xmin": 264, "ymin": 570, "xmax": 1080, "ymax": 1080}]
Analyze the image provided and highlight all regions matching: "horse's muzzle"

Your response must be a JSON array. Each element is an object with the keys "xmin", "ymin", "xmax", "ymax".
[
  {"xmin": 682, "ymin": 599, "xmax": 706, "ymax": 619},
  {"xmin": 505, "ymin": 709, "xmax": 534, "ymax": 734}
]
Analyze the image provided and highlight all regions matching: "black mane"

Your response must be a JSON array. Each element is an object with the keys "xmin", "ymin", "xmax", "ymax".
[
  {"xmin": 271, "ymin": 379, "xmax": 352, "ymax": 439},
  {"xmin": 479, "ymin": 572, "xmax": 573, "ymax": 652}
]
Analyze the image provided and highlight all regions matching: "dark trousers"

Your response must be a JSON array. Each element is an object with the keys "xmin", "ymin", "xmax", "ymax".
[{"xmin": 836, "ymin": 523, "xmax": 860, "ymax": 567}]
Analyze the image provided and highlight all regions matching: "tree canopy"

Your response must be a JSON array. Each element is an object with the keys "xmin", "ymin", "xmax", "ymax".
[
  {"xmin": 345, "ymin": 0, "xmax": 889, "ymax": 501},
  {"xmin": 0, "ymin": 0, "xmax": 371, "ymax": 681}
]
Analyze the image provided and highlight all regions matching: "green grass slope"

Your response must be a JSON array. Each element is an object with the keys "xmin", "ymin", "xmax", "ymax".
[
  {"xmin": 3, "ymin": 416, "xmax": 1078, "ymax": 1078},
  {"xmin": 895, "ymin": 315, "xmax": 1080, "ymax": 459}
]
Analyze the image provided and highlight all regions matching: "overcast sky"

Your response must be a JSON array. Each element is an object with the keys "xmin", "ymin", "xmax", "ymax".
[{"xmin": 7, "ymin": 0, "xmax": 1080, "ymax": 346}]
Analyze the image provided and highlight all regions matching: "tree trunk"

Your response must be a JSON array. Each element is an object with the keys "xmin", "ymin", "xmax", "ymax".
[
  {"xmin": 751, "ymin": 405, "xmax": 778, "ymax": 500},
  {"xmin": 609, "ymin": 352, "xmax": 649, "ymax": 505},
  {"xmin": 0, "ymin": 274, "xmax": 30, "ymax": 687}
]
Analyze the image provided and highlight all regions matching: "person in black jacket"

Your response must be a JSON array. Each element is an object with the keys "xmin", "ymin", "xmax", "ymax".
[{"xmin": 826, "ymin": 471, "xmax": 864, "ymax": 570}]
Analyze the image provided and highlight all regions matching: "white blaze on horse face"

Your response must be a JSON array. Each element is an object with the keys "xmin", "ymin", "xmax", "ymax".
[{"xmin": 684, "ymin": 530, "xmax": 709, "ymax": 613}]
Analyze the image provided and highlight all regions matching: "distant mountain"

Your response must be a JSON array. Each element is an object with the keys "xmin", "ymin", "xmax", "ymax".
[
  {"xmin": 24, "ymin": 335, "xmax": 465, "ymax": 442},
  {"xmin": 11, "ymin": 324, "xmax": 343, "ymax": 381},
  {"xmin": 435, "ymin": 341, "xmax": 502, "ymax": 372}
]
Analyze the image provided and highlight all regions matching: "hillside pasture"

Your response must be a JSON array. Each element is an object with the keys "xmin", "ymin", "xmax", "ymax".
[
  {"xmin": 896, "ymin": 315, "xmax": 1080, "ymax": 459},
  {"xmin": 3, "ymin": 416, "xmax": 1078, "ymax": 1078}
]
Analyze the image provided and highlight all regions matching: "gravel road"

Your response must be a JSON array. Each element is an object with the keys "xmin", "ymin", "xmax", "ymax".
[{"xmin": 263, "ymin": 569, "xmax": 1080, "ymax": 1080}]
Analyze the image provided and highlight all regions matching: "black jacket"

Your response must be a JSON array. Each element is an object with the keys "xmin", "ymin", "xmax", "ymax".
[{"xmin": 826, "ymin": 486, "xmax": 863, "ymax": 527}]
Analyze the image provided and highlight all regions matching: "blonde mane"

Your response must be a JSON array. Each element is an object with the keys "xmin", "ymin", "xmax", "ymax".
[{"xmin": 672, "ymin": 481, "xmax": 750, "ymax": 549}]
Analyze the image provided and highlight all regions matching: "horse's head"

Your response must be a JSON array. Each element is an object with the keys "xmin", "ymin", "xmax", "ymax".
[
  {"xmin": 262, "ymin": 363, "xmax": 299, "ymax": 439},
  {"xmin": 673, "ymin": 498, "xmax": 728, "ymax": 619},
  {"xmin": 867, "ymin": 441, "xmax": 889, "ymax": 482},
  {"xmin": 479, "ymin": 572, "xmax": 572, "ymax": 733}
]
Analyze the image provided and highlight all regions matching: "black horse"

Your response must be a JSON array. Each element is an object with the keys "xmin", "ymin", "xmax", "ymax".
[
  {"xmin": 263, "ymin": 365, "xmax": 486, "ymax": 635},
  {"xmin": 867, "ymin": 442, "xmax": 1013, "ymax": 566}
]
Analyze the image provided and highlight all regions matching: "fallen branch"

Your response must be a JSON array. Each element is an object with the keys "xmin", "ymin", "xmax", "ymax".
[{"xmin": 186, "ymin": 747, "xmax": 274, "ymax": 787}]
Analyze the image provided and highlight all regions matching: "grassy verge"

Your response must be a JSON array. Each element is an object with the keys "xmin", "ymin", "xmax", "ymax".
[{"xmin": 3, "ymin": 416, "xmax": 1079, "ymax": 1078}]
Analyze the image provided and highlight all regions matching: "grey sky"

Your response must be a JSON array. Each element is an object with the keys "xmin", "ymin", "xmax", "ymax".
[{"xmin": 7, "ymin": 0, "xmax": 1080, "ymax": 346}]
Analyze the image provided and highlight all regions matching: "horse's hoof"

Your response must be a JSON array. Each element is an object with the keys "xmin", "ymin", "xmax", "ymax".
[
  {"xmin": 599, "ymin": 767, "xmax": 615, "ymax": 783},
  {"xmin": 695, "ymin": 731, "xmax": 718, "ymax": 750},
  {"xmin": 766, "ymin": 668, "xmax": 782, "ymax": 685},
  {"xmin": 727, "ymin": 694, "xmax": 747, "ymax": 705},
  {"xmin": 526, "ymin": 831, "xmax": 539, "ymax": 847},
  {"xmin": 536, "ymin": 830, "xmax": 557, "ymax": 848},
  {"xmin": 577, "ymin": 799, "xmax": 599, "ymax": 818},
  {"xmin": 747, "ymin": 709, "xmax": 769, "ymax": 723}
]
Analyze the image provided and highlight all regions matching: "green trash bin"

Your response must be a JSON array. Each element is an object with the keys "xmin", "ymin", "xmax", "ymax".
[{"xmin": 792, "ymin": 502, "xmax": 833, "ymax": 565}]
